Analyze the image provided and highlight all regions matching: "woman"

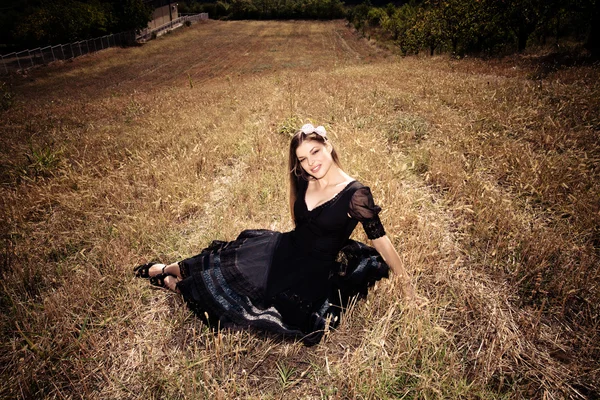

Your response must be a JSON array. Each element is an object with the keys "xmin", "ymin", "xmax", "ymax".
[{"xmin": 134, "ymin": 124, "xmax": 417, "ymax": 345}]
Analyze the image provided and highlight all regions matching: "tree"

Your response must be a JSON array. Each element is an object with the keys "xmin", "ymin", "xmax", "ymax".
[
  {"xmin": 347, "ymin": 1, "xmax": 373, "ymax": 34},
  {"xmin": 15, "ymin": 1, "xmax": 109, "ymax": 45},
  {"xmin": 416, "ymin": 4, "xmax": 444, "ymax": 55},
  {"xmin": 382, "ymin": 2, "xmax": 418, "ymax": 52},
  {"xmin": 492, "ymin": 0, "xmax": 543, "ymax": 52},
  {"xmin": 105, "ymin": 0, "xmax": 153, "ymax": 33},
  {"xmin": 366, "ymin": 7, "xmax": 387, "ymax": 27},
  {"xmin": 437, "ymin": 0, "xmax": 480, "ymax": 55},
  {"xmin": 11, "ymin": 0, "xmax": 152, "ymax": 47}
]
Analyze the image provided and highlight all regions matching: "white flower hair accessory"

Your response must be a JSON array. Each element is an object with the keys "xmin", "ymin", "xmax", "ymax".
[{"xmin": 300, "ymin": 123, "xmax": 327, "ymax": 138}]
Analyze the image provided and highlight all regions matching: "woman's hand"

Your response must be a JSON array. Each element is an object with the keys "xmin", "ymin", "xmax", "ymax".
[
  {"xmin": 371, "ymin": 235, "xmax": 426, "ymax": 306},
  {"xmin": 394, "ymin": 275, "xmax": 427, "ymax": 307},
  {"xmin": 401, "ymin": 278, "xmax": 416, "ymax": 301}
]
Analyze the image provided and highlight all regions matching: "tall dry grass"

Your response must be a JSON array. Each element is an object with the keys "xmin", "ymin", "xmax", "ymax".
[{"xmin": 1, "ymin": 20, "xmax": 598, "ymax": 398}]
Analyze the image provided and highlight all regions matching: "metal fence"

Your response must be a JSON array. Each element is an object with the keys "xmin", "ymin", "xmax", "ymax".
[
  {"xmin": 136, "ymin": 13, "xmax": 209, "ymax": 41},
  {"xmin": 0, "ymin": 31, "xmax": 136, "ymax": 75},
  {"xmin": 0, "ymin": 13, "xmax": 209, "ymax": 75}
]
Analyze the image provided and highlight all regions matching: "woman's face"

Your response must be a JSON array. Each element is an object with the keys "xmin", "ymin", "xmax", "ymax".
[{"xmin": 295, "ymin": 139, "xmax": 333, "ymax": 179}]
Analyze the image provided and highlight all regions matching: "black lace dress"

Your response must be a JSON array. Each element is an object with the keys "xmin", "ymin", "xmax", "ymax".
[{"xmin": 176, "ymin": 180, "xmax": 389, "ymax": 345}]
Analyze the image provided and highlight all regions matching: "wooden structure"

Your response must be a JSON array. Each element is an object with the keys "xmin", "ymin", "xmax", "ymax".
[{"xmin": 144, "ymin": 0, "xmax": 179, "ymax": 30}]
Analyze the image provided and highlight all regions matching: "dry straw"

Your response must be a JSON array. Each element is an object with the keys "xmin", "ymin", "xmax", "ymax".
[{"xmin": 1, "ymin": 20, "xmax": 598, "ymax": 399}]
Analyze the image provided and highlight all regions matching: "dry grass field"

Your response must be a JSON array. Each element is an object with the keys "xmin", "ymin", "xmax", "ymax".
[{"xmin": 1, "ymin": 20, "xmax": 599, "ymax": 399}]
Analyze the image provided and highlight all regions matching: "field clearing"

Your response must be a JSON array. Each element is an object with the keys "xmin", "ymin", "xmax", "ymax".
[{"xmin": 1, "ymin": 20, "xmax": 599, "ymax": 399}]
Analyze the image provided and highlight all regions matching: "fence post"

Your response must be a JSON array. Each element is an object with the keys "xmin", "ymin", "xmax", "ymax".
[
  {"xmin": 28, "ymin": 50, "xmax": 34, "ymax": 67},
  {"xmin": 16, "ymin": 53, "xmax": 21, "ymax": 71},
  {"xmin": 61, "ymin": 45, "xmax": 65, "ymax": 60},
  {"xmin": 50, "ymin": 46, "xmax": 55, "ymax": 63},
  {"xmin": 1, "ymin": 55, "xmax": 7, "ymax": 75}
]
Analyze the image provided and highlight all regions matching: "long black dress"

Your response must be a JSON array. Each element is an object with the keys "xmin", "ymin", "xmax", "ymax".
[{"xmin": 176, "ymin": 179, "xmax": 389, "ymax": 345}]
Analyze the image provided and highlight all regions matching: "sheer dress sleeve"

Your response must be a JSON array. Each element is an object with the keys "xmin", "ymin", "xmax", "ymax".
[{"xmin": 348, "ymin": 187, "xmax": 386, "ymax": 240}]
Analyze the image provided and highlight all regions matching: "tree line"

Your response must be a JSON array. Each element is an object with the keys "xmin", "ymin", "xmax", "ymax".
[
  {"xmin": 181, "ymin": 0, "xmax": 599, "ymax": 55},
  {"xmin": 179, "ymin": 0, "xmax": 345, "ymax": 20},
  {"xmin": 0, "ymin": 0, "xmax": 152, "ymax": 51},
  {"xmin": 2, "ymin": 0, "xmax": 598, "ymax": 56},
  {"xmin": 347, "ymin": 0, "xmax": 599, "ymax": 56}
]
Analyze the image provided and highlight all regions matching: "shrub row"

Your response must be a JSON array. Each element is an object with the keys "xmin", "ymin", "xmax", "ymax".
[{"xmin": 347, "ymin": 0, "xmax": 599, "ymax": 56}]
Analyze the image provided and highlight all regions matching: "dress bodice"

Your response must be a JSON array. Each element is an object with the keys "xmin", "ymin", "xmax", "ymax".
[
  {"xmin": 266, "ymin": 179, "xmax": 386, "ymax": 300},
  {"xmin": 291, "ymin": 180, "xmax": 361, "ymax": 261}
]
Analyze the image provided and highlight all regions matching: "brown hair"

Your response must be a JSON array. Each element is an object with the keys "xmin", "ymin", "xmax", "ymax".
[{"xmin": 288, "ymin": 130, "xmax": 342, "ymax": 223}]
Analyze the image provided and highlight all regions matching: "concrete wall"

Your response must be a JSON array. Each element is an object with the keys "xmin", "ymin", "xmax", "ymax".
[{"xmin": 147, "ymin": 4, "xmax": 179, "ymax": 30}]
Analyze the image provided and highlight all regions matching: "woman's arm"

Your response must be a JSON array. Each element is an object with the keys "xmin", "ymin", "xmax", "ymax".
[{"xmin": 371, "ymin": 235, "xmax": 416, "ymax": 302}]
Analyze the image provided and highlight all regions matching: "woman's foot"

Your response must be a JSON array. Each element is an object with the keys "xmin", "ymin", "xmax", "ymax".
[
  {"xmin": 133, "ymin": 262, "xmax": 160, "ymax": 278},
  {"xmin": 148, "ymin": 263, "xmax": 181, "ymax": 293}
]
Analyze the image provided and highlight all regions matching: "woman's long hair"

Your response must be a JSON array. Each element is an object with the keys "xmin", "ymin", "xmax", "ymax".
[{"xmin": 288, "ymin": 130, "xmax": 341, "ymax": 223}]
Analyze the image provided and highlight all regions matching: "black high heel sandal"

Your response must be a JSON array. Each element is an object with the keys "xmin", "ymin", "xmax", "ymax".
[
  {"xmin": 149, "ymin": 273, "xmax": 176, "ymax": 289},
  {"xmin": 133, "ymin": 262, "xmax": 160, "ymax": 278}
]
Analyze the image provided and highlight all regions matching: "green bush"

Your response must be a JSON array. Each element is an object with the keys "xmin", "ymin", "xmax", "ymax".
[{"xmin": 348, "ymin": 0, "xmax": 598, "ymax": 56}]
